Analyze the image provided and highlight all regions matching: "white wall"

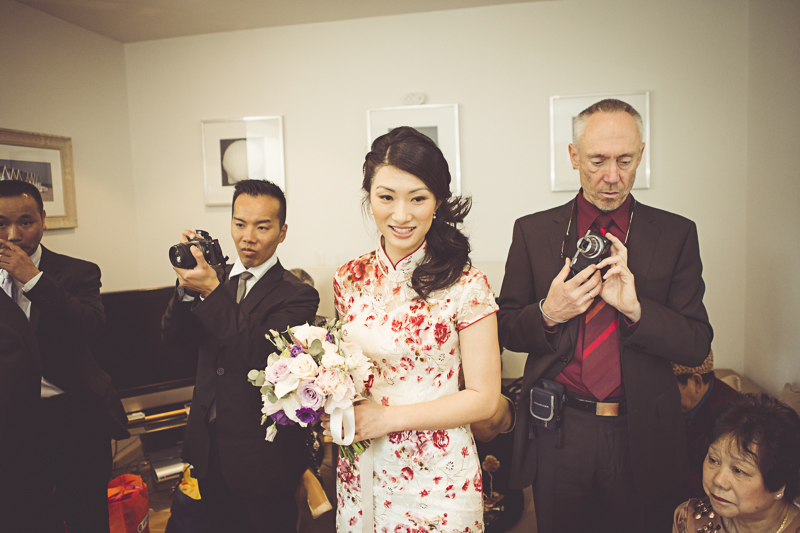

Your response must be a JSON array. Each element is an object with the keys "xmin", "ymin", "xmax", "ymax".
[
  {"xmin": 124, "ymin": 0, "xmax": 749, "ymax": 373},
  {"xmin": 0, "ymin": 0, "xmax": 138, "ymax": 291},
  {"xmin": 8, "ymin": 0, "xmax": 792, "ymax": 390},
  {"xmin": 744, "ymin": 0, "xmax": 800, "ymax": 394}
]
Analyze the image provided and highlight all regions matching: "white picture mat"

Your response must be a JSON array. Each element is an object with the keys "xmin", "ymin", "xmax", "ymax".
[
  {"xmin": 367, "ymin": 104, "xmax": 461, "ymax": 195},
  {"xmin": 202, "ymin": 116, "xmax": 285, "ymax": 207},
  {"xmin": 549, "ymin": 91, "xmax": 650, "ymax": 192},
  {"xmin": 0, "ymin": 144, "xmax": 66, "ymax": 216}
]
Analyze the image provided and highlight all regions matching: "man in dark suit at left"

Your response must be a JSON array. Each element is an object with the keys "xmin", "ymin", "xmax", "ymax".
[
  {"xmin": 0, "ymin": 290, "xmax": 44, "ymax": 532},
  {"xmin": 0, "ymin": 179, "xmax": 129, "ymax": 533},
  {"xmin": 162, "ymin": 179, "xmax": 320, "ymax": 532}
]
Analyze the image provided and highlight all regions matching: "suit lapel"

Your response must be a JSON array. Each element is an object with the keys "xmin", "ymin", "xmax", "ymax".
[
  {"xmin": 626, "ymin": 201, "xmax": 659, "ymax": 284},
  {"xmin": 547, "ymin": 200, "xmax": 577, "ymax": 272},
  {"xmin": 546, "ymin": 200, "xmax": 581, "ymax": 365},
  {"xmin": 547, "ymin": 201, "xmax": 578, "ymax": 272},
  {"xmin": 28, "ymin": 246, "xmax": 54, "ymax": 331},
  {"xmin": 239, "ymin": 260, "xmax": 284, "ymax": 314}
]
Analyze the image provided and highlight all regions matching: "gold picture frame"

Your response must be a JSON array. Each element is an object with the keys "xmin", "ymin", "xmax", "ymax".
[{"xmin": 0, "ymin": 128, "xmax": 77, "ymax": 229}]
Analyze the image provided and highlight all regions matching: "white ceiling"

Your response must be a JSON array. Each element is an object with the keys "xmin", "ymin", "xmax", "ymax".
[{"xmin": 14, "ymin": 0, "xmax": 542, "ymax": 43}]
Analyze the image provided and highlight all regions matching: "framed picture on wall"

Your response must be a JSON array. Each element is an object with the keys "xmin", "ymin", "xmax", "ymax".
[
  {"xmin": 0, "ymin": 128, "xmax": 77, "ymax": 229},
  {"xmin": 201, "ymin": 116, "xmax": 285, "ymax": 206},
  {"xmin": 550, "ymin": 91, "xmax": 650, "ymax": 192},
  {"xmin": 367, "ymin": 104, "xmax": 461, "ymax": 195}
]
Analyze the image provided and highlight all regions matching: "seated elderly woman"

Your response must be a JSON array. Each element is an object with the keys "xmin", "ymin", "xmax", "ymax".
[{"xmin": 673, "ymin": 393, "xmax": 800, "ymax": 533}]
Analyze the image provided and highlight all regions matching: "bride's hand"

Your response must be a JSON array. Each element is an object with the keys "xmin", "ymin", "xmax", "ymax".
[
  {"xmin": 319, "ymin": 401, "xmax": 389, "ymax": 443},
  {"xmin": 352, "ymin": 400, "xmax": 389, "ymax": 443},
  {"xmin": 320, "ymin": 413, "xmax": 333, "ymax": 442}
]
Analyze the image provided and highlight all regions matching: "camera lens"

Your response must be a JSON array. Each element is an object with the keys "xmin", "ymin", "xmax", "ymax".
[
  {"xmin": 577, "ymin": 235, "xmax": 603, "ymax": 258},
  {"xmin": 169, "ymin": 243, "xmax": 197, "ymax": 269}
]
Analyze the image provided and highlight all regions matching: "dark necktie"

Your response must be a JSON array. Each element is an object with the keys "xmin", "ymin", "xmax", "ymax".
[
  {"xmin": 581, "ymin": 215, "xmax": 622, "ymax": 400},
  {"xmin": 236, "ymin": 271, "xmax": 253, "ymax": 303}
]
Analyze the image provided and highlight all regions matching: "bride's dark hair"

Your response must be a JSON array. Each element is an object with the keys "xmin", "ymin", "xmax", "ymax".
[{"xmin": 362, "ymin": 126, "xmax": 471, "ymax": 300}]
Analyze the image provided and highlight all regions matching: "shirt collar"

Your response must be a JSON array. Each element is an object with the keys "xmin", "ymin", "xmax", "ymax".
[
  {"xmin": 576, "ymin": 189, "xmax": 633, "ymax": 236},
  {"xmin": 30, "ymin": 245, "xmax": 42, "ymax": 268},
  {"xmin": 376, "ymin": 239, "xmax": 427, "ymax": 283},
  {"xmin": 228, "ymin": 253, "xmax": 277, "ymax": 284}
]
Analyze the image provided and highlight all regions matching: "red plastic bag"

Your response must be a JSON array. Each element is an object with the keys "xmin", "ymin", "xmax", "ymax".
[{"xmin": 108, "ymin": 474, "xmax": 150, "ymax": 533}]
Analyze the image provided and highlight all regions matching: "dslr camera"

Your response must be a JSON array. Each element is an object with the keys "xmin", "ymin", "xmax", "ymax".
[
  {"xmin": 570, "ymin": 230, "xmax": 612, "ymax": 274},
  {"xmin": 169, "ymin": 230, "xmax": 226, "ymax": 269}
]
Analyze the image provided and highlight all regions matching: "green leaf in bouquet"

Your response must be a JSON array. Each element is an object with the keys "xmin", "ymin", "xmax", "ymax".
[
  {"xmin": 267, "ymin": 391, "xmax": 278, "ymax": 404},
  {"xmin": 254, "ymin": 372, "xmax": 266, "ymax": 387},
  {"xmin": 247, "ymin": 369, "xmax": 260, "ymax": 383},
  {"xmin": 260, "ymin": 384, "xmax": 274, "ymax": 395},
  {"xmin": 307, "ymin": 338, "xmax": 323, "ymax": 356}
]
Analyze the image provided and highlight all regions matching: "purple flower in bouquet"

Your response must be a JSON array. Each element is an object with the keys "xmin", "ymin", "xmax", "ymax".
[
  {"xmin": 297, "ymin": 380, "xmax": 325, "ymax": 411},
  {"xmin": 295, "ymin": 407, "xmax": 320, "ymax": 424},
  {"xmin": 290, "ymin": 345, "xmax": 304, "ymax": 358},
  {"xmin": 325, "ymin": 332, "xmax": 335, "ymax": 343},
  {"xmin": 271, "ymin": 411, "xmax": 296, "ymax": 426}
]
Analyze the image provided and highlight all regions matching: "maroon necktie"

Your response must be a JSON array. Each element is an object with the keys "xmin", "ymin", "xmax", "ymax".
[{"xmin": 581, "ymin": 215, "xmax": 622, "ymax": 400}]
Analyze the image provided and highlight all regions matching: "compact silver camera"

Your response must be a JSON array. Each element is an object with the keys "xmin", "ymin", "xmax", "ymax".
[{"xmin": 570, "ymin": 230, "xmax": 612, "ymax": 274}]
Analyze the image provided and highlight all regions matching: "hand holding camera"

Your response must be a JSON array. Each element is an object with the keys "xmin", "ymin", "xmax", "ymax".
[
  {"xmin": 540, "ymin": 231, "xmax": 641, "ymax": 326},
  {"xmin": 169, "ymin": 230, "xmax": 228, "ymax": 299},
  {"xmin": 540, "ymin": 258, "xmax": 602, "ymax": 327},
  {"xmin": 593, "ymin": 232, "xmax": 641, "ymax": 323}
]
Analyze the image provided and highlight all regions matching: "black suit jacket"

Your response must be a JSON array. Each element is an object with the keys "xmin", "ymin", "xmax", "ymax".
[
  {"xmin": 161, "ymin": 259, "xmax": 320, "ymax": 496},
  {"xmin": 0, "ymin": 292, "xmax": 45, "ymax": 529},
  {"xmin": 497, "ymin": 198, "xmax": 713, "ymax": 501},
  {"xmin": 24, "ymin": 246, "xmax": 129, "ymax": 440}
]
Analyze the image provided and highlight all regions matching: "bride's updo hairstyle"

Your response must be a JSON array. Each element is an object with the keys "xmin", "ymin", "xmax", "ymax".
[{"xmin": 363, "ymin": 126, "xmax": 472, "ymax": 300}]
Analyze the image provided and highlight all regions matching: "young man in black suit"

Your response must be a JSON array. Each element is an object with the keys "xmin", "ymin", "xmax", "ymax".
[
  {"xmin": 0, "ymin": 291, "xmax": 45, "ymax": 532},
  {"xmin": 0, "ymin": 180, "xmax": 129, "ymax": 533},
  {"xmin": 162, "ymin": 179, "xmax": 320, "ymax": 532}
]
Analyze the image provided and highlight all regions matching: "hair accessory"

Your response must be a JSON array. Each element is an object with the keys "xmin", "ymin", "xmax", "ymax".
[{"xmin": 539, "ymin": 299, "xmax": 568, "ymax": 324}]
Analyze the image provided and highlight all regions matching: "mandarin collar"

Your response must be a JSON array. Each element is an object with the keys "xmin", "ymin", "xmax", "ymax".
[{"xmin": 377, "ymin": 239, "xmax": 427, "ymax": 284}]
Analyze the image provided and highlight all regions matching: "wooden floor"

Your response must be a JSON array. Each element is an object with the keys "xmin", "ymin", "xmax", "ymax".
[
  {"xmin": 115, "ymin": 436, "xmax": 339, "ymax": 533},
  {"xmin": 120, "ymin": 439, "xmax": 533, "ymax": 533}
]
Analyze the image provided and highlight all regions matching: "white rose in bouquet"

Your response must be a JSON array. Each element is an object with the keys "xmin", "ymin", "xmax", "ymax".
[
  {"xmin": 290, "ymin": 324, "xmax": 328, "ymax": 347},
  {"xmin": 288, "ymin": 352, "xmax": 318, "ymax": 379},
  {"xmin": 321, "ymin": 348, "xmax": 345, "ymax": 368},
  {"xmin": 324, "ymin": 375, "xmax": 357, "ymax": 414}
]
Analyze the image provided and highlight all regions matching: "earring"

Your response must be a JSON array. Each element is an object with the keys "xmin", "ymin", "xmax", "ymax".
[
  {"xmin": 777, "ymin": 493, "xmax": 782, "ymax": 498},
  {"xmin": 433, "ymin": 211, "xmax": 437, "ymax": 220}
]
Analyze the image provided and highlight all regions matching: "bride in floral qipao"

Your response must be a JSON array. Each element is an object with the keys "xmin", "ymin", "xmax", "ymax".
[{"xmin": 322, "ymin": 127, "xmax": 502, "ymax": 533}]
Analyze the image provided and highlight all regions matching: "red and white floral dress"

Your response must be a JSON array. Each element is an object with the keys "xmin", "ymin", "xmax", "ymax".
[{"xmin": 333, "ymin": 242, "xmax": 498, "ymax": 533}]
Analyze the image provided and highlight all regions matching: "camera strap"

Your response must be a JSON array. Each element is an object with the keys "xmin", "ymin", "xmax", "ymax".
[{"xmin": 560, "ymin": 195, "xmax": 636, "ymax": 260}]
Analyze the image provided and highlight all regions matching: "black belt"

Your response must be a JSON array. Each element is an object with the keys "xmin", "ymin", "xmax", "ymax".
[{"xmin": 565, "ymin": 391, "xmax": 627, "ymax": 416}]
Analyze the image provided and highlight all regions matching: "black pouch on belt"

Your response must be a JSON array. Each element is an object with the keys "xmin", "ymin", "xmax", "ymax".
[{"xmin": 528, "ymin": 379, "xmax": 566, "ymax": 440}]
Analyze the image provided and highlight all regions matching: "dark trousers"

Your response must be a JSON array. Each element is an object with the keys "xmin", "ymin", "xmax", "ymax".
[
  {"xmin": 39, "ymin": 393, "xmax": 112, "ymax": 533},
  {"xmin": 534, "ymin": 406, "xmax": 642, "ymax": 533},
  {"xmin": 198, "ymin": 423, "xmax": 299, "ymax": 533}
]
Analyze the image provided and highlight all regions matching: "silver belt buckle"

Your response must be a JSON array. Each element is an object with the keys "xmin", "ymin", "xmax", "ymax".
[{"xmin": 595, "ymin": 402, "xmax": 620, "ymax": 416}]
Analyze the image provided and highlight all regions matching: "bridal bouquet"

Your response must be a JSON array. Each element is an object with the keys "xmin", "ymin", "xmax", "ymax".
[{"xmin": 247, "ymin": 320, "xmax": 374, "ymax": 460}]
